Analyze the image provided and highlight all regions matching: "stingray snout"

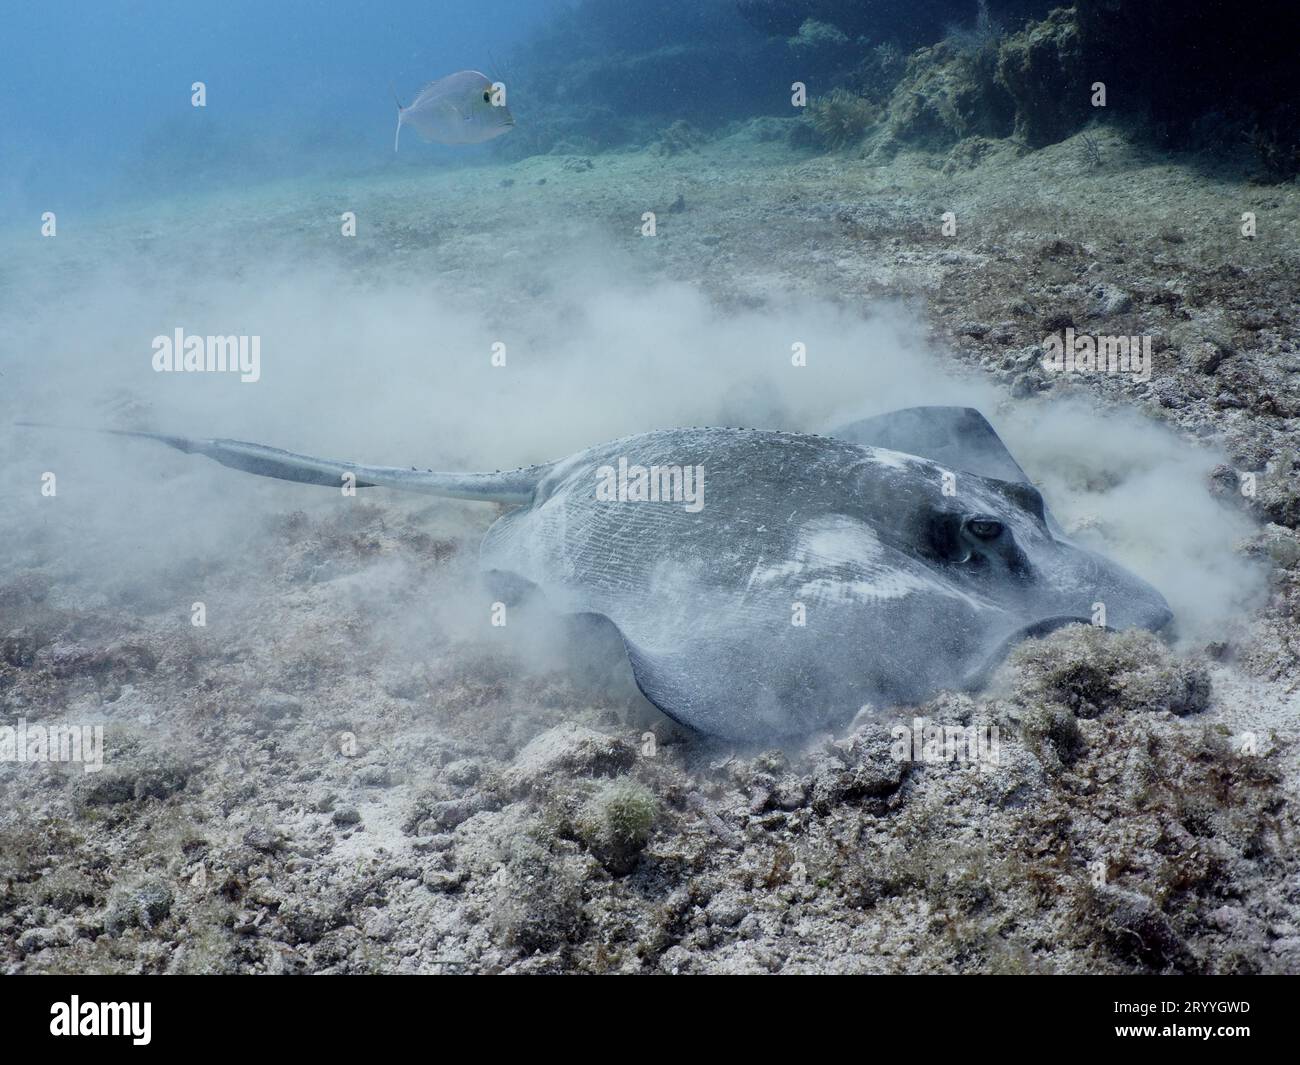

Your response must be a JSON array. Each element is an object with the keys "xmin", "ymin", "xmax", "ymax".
[{"xmin": 1042, "ymin": 540, "xmax": 1173, "ymax": 634}]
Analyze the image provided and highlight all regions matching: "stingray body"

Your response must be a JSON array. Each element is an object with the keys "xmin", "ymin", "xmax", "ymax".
[{"xmin": 39, "ymin": 408, "xmax": 1172, "ymax": 741}]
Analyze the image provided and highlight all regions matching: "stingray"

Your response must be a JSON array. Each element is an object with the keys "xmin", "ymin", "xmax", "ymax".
[{"xmin": 26, "ymin": 407, "xmax": 1172, "ymax": 742}]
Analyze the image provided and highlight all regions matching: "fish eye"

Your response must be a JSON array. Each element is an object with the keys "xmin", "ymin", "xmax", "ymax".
[
  {"xmin": 483, "ymin": 89, "xmax": 492, "ymax": 103},
  {"xmin": 967, "ymin": 517, "xmax": 1003, "ymax": 540}
]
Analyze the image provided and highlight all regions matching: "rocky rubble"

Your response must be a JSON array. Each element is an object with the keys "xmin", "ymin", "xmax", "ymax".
[{"xmin": 2, "ymin": 45, "xmax": 1297, "ymax": 971}]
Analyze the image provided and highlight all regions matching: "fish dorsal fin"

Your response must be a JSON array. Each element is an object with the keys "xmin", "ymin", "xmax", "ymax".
[{"xmin": 410, "ymin": 82, "xmax": 446, "ymax": 108}]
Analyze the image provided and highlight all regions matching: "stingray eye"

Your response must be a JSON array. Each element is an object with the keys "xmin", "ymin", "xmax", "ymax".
[
  {"xmin": 483, "ymin": 89, "xmax": 492, "ymax": 103},
  {"xmin": 967, "ymin": 517, "xmax": 1003, "ymax": 540}
]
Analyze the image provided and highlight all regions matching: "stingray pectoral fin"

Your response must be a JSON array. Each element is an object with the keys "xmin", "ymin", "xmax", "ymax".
[
  {"xmin": 17, "ymin": 424, "xmax": 544, "ymax": 504},
  {"xmin": 616, "ymin": 630, "xmax": 827, "ymax": 742},
  {"xmin": 831, "ymin": 406, "xmax": 1029, "ymax": 482},
  {"xmin": 618, "ymin": 636, "xmax": 700, "ymax": 734},
  {"xmin": 961, "ymin": 614, "xmax": 1097, "ymax": 692}
]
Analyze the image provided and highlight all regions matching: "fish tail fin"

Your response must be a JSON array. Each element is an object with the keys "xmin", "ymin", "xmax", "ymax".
[
  {"xmin": 17, "ymin": 423, "xmax": 547, "ymax": 504},
  {"xmin": 391, "ymin": 82, "xmax": 404, "ymax": 152}
]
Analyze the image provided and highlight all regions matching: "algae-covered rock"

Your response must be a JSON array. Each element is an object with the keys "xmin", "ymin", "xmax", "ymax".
[
  {"xmin": 1256, "ymin": 451, "xmax": 1300, "ymax": 530},
  {"xmin": 575, "ymin": 777, "xmax": 659, "ymax": 874},
  {"xmin": 504, "ymin": 723, "xmax": 636, "ymax": 796},
  {"xmin": 490, "ymin": 838, "xmax": 588, "ymax": 952},
  {"xmin": 1087, "ymin": 885, "xmax": 1198, "ymax": 973},
  {"xmin": 994, "ymin": 7, "xmax": 1087, "ymax": 147},
  {"xmin": 104, "ymin": 876, "xmax": 174, "ymax": 936},
  {"xmin": 1006, "ymin": 624, "xmax": 1211, "ymax": 718},
  {"xmin": 736, "ymin": 0, "xmax": 1046, "ymax": 49},
  {"xmin": 807, "ymin": 88, "xmax": 881, "ymax": 149},
  {"xmin": 72, "ymin": 758, "xmax": 191, "ymax": 811},
  {"xmin": 1021, "ymin": 703, "xmax": 1087, "ymax": 767},
  {"xmin": 884, "ymin": 39, "xmax": 1014, "ymax": 150}
]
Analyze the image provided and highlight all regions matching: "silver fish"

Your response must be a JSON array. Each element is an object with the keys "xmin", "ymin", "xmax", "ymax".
[{"xmin": 393, "ymin": 70, "xmax": 515, "ymax": 150}]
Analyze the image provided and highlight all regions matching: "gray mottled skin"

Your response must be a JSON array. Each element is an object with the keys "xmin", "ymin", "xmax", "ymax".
[
  {"xmin": 28, "ymin": 409, "xmax": 1173, "ymax": 741},
  {"xmin": 482, "ymin": 425, "xmax": 1170, "ymax": 738}
]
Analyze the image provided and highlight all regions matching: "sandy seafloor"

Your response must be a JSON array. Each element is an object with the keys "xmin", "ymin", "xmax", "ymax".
[{"xmin": 2, "ymin": 121, "xmax": 1299, "ymax": 973}]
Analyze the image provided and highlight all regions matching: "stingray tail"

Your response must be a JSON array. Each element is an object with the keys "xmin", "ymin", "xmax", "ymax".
[{"xmin": 17, "ymin": 423, "xmax": 545, "ymax": 504}]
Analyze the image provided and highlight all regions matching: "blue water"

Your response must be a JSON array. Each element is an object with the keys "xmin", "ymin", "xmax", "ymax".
[
  {"xmin": 3, "ymin": 0, "xmax": 1288, "ymax": 226},
  {"xmin": 0, "ymin": 0, "xmax": 559, "ymax": 215}
]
